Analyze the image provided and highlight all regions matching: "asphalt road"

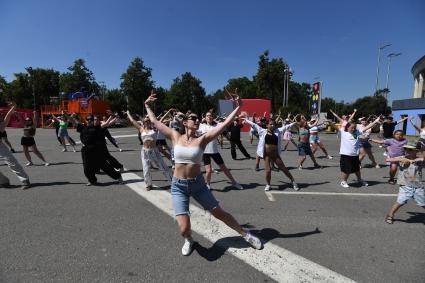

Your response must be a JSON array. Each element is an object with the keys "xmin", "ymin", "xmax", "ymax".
[{"xmin": 0, "ymin": 127, "xmax": 423, "ymax": 283}]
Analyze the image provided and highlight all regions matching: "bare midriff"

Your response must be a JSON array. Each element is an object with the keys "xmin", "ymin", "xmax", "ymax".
[{"xmin": 173, "ymin": 163, "xmax": 202, "ymax": 179}]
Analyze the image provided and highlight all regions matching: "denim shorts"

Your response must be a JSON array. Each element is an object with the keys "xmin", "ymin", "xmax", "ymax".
[
  {"xmin": 171, "ymin": 174, "xmax": 219, "ymax": 216},
  {"xmin": 298, "ymin": 142, "xmax": 312, "ymax": 156},
  {"xmin": 396, "ymin": 186, "xmax": 425, "ymax": 206}
]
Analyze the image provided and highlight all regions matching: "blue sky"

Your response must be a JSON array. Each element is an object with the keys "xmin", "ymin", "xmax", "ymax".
[{"xmin": 0, "ymin": 0, "xmax": 423, "ymax": 103}]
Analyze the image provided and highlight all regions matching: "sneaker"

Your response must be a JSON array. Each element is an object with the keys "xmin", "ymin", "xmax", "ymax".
[
  {"xmin": 327, "ymin": 155, "xmax": 333, "ymax": 159},
  {"xmin": 292, "ymin": 181, "xmax": 299, "ymax": 191},
  {"xmin": 146, "ymin": 185, "xmax": 153, "ymax": 191},
  {"xmin": 25, "ymin": 161, "xmax": 33, "ymax": 167},
  {"xmin": 119, "ymin": 148, "xmax": 123, "ymax": 152},
  {"xmin": 44, "ymin": 163, "xmax": 50, "ymax": 166},
  {"xmin": 10, "ymin": 148, "xmax": 16, "ymax": 153},
  {"xmin": 254, "ymin": 166, "xmax": 260, "ymax": 172},
  {"xmin": 340, "ymin": 181, "xmax": 350, "ymax": 188},
  {"xmin": 181, "ymin": 237, "xmax": 194, "ymax": 256},
  {"xmin": 213, "ymin": 169, "xmax": 220, "ymax": 174},
  {"xmin": 86, "ymin": 182, "xmax": 97, "ymax": 186},
  {"xmin": 21, "ymin": 181, "xmax": 31, "ymax": 190},
  {"xmin": 298, "ymin": 165, "xmax": 303, "ymax": 170},
  {"xmin": 243, "ymin": 232, "xmax": 263, "ymax": 250},
  {"xmin": 358, "ymin": 179, "xmax": 369, "ymax": 187},
  {"xmin": 206, "ymin": 184, "xmax": 211, "ymax": 190},
  {"xmin": 383, "ymin": 152, "xmax": 387, "ymax": 156},
  {"xmin": 62, "ymin": 148, "xmax": 67, "ymax": 152},
  {"xmin": 374, "ymin": 164, "xmax": 381, "ymax": 169},
  {"xmin": 72, "ymin": 148, "xmax": 76, "ymax": 153},
  {"xmin": 232, "ymin": 182, "xmax": 244, "ymax": 190},
  {"xmin": 264, "ymin": 184, "xmax": 271, "ymax": 191}
]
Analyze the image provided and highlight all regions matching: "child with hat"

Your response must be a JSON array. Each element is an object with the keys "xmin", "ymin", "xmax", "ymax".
[{"xmin": 385, "ymin": 141, "xmax": 424, "ymax": 224}]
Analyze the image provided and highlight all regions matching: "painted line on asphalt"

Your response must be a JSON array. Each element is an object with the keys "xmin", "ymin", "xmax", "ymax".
[
  {"xmin": 121, "ymin": 170, "xmax": 355, "ymax": 283},
  {"xmin": 266, "ymin": 191, "xmax": 397, "ymax": 197}
]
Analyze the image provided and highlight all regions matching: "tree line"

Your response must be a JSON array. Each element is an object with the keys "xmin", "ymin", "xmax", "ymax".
[{"xmin": 0, "ymin": 51, "xmax": 391, "ymax": 118}]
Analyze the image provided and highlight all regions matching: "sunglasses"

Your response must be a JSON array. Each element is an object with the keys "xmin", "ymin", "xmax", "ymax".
[{"xmin": 187, "ymin": 116, "xmax": 199, "ymax": 121}]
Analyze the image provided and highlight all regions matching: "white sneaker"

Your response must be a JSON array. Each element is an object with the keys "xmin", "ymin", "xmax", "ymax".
[
  {"xmin": 62, "ymin": 148, "xmax": 67, "ymax": 152},
  {"xmin": 340, "ymin": 181, "xmax": 350, "ymax": 188},
  {"xmin": 264, "ymin": 184, "xmax": 271, "ymax": 191},
  {"xmin": 213, "ymin": 169, "xmax": 220, "ymax": 174},
  {"xmin": 327, "ymin": 155, "xmax": 333, "ymax": 159},
  {"xmin": 119, "ymin": 148, "xmax": 123, "ymax": 152},
  {"xmin": 298, "ymin": 165, "xmax": 303, "ymax": 170},
  {"xmin": 383, "ymin": 152, "xmax": 387, "ymax": 156},
  {"xmin": 292, "ymin": 181, "xmax": 299, "ymax": 191},
  {"xmin": 181, "ymin": 237, "xmax": 194, "ymax": 256},
  {"xmin": 72, "ymin": 148, "xmax": 76, "ymax": 152},
  {"xmin": 44, "ymin": 163, "xmax": 50, "ymax": 166},
  {"xmin": 233, "ymin": 182, "xmax": 244, "ymax": 190},
  {"xmin": 206, "ymin": 184, "xmax": 211, "ymax": 190},
  {"xmin": 25, "ymin": 161, "xmax": 33, "ymax": 166},
  {"xmin": 358, "ymin": 179, "xmax": 369, "ymax": 187},
  {"xmin": 243, "ymin": 232, "xmax": 263, "ymax": 250}
]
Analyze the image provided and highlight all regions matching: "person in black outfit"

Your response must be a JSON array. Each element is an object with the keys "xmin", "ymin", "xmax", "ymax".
[
  {"xmin": 381, "ymin": 116, "xmax": 408, "ymax": 139},
  {"xmin": 70, "ymin": 114, "xmax": 123, "ymax": 186},
  {"xmin": 228, "ymin": 117, "xmax": 251, "ymax": 160}
]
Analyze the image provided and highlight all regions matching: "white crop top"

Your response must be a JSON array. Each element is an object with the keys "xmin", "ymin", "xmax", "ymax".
[
  {"xmin": 173, "ymin": 145, "xmax": 203, "ymax": 164},
  {"xmin": 141, "ymin": 130, "xmax": 156, "ymax": 142}
]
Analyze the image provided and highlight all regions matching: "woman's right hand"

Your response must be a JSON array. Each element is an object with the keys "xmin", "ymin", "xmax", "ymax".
[{"xmin": 145, "ymin": 90, "xmax": 157, "ymax": 105}]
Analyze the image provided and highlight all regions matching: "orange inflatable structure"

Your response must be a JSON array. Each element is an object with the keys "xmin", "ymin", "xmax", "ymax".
[{"xmin": 40, "ymin": 98, "xmax": 111, "ymax": 127}]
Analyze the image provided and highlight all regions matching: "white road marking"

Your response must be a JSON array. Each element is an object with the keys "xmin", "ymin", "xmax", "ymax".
[
  {"xmin": 121, "ymin": 170, "xmax": 355, "ymax": 283},
  {"xmin": 265, "ymin": 191, "xmax": 276, "ymax": 201},
  {"xmin": 266, "ymin": 191, "xmax": 397, "ymax": 197}
]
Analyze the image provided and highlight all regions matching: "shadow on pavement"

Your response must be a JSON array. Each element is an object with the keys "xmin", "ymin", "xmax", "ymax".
[
  {"xmin": 194, "ymin": 226, "xmax": 321, "ymax": 261},
  {"xmin": 395, "ymin": 212, "xmax": 425, "ymax": 224},
  {"xmin": 212, "ymin": 182, "xmax": 263, "ymax": 192}
]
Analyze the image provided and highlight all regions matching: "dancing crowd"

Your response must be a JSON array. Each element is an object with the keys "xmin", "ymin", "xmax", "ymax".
[{"xmin": 1, "ymin": 90, "xmax": 424, "ymax": 255}]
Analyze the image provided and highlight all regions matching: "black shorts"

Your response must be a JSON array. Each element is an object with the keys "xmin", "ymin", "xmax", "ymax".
[
  {"xmin": 0, "ymin": 131, "xmax": 7, "ymax": 138},
  {"xmin": 203, "ymin": 153, "xmax": 224, "ymax": 166},
  {"xmin": 340, "ymin": 154, "xmax": 360, "ymax": 174},
  {"xmin": 156, "ymin": 139, "xmax": 167, "ymax": 146},
  {"xmin": 21, "ymin": 136, "xmax": 36, "ymax": 147}
]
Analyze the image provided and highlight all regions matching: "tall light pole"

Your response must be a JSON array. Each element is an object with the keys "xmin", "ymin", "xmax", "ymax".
[
  {"xmin": 385, "ymin": 52, "xmax": 402, "ymax": 93},
  {"xmin": 374, "ymin": 43, "xmax": 392, "ymax": 95},
  {"xmin": 285, "ymin": 67, "xmax": 291, "ymax": 107}
]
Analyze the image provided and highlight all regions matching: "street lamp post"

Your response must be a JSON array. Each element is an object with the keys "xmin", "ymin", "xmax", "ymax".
[
  {"xmin": 285, "ymin": 67, "xmax": 291, "ymax": 107},
  {"xmin": 374, "ymin": 44, "xmax": 392, "ymax": 95},
  {"xmin": 385, "ymin": 52, "xmax": 402, "ymax": 94}
]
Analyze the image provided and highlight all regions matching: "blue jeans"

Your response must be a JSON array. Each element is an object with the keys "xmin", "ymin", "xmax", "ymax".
[
  {"xmin": 171, "ymin": 174, "xmax": 219, "ymax": 216},
  {"xmin": 397, "ymin": 186, "xmax": 425, "ymax": 206}
]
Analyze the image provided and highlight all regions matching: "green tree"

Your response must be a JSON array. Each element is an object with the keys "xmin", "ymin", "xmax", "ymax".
[
  {"xmin": 352, "ymin": 95, "xmax": 391, "ymax": 118},
  {"xmin": 166, "ymin": 72, "xmax": 208, "ymax": 114},
  {"xmin": 7, "ymin": 73, "xmax": 33, "ymax": 108},
  {"xmin": 26, "ymin": 67, "xmax": 60, "ymax": 107},
  {"xmin": 254, "ymin": 50, "xmax": 289, "ymax": 111},
  {"xmin": 104, "ymin": 88, "xmax": 127, "ymax": 113},
  {"xmin": 60, "ymin": 58, "xmax": 99, "ymax": 95},
  {"xmin": 0, "ymin": 75, "xmax": 9, "ymax": 106},
  {"xmin": 224, "ymin": 77, "xmax": 257, "ymax": 99},
  {"xmin": 120, "ymin": 57, "xmax": 154, "ymax": 114}
]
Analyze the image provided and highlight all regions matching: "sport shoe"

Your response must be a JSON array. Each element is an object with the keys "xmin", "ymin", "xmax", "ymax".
[
  {"xmin": 181, "ymin": 237, "xmax": 194, "ymax": 256},
  {"xmin": 62, "ymin": 148, "xmax": 67, "ymax": 152},
  {"xmin": 383, "ymin": 152, "xmax": 387, "ymax": 156},
  {"xmin": 206, "ymin": 184, "xmax": 211, "ymax": 190},
  {"xmin": 21, "ymin": 181, "xmax": 31, "ymax": 190},
  {"xmin": 44, "ymin": 163, "xmax": 50, "ymax": 166},
  {"xmin": 232, "ymin": 182, "xmax": 244, "ymax": 190},
  {"xmin": 298, "ymin": 165, "xmax": 303, "ymax": 170},
  {"xmin": 119, "ymin": 166, "xmax": 124, "ymax": 173},
  {"xmin": 374, "ymin": 164, "xmax": 381, "ymax": 168},
  {"xmin": 292, "ymin": 181, "xmax": 299, "ymax": 191},
  {"xmin": 264, "ymin": 184, "xmax": 271, "ymax": 191},
  {"xmin": 358, "ymin": 179, "xmax": 369, "ymax": 187},
  {"xmin": 340, "ymin": 181, "xmax": 350, "ymax": 188},
  {"xmin": 119, "ymin": 148, "xmax": 123, "ymax": 152},
  {"xmin": 213, "ymin": 169, "xmax": 220, "ymax": 174},
  {"xmin": 72, "ymin": 148, "xmax": 77, "ymax": 152},
  {"xmin": 243, "ymin": 232, "xmax": 263, "ymax": 250},
  {"xmin": 327, "ymin": 155, "xmax": 333, "ymax": 159},
  {"xmin": 25, "ymin": 161, "xmax": 33, "ymax": 166}
]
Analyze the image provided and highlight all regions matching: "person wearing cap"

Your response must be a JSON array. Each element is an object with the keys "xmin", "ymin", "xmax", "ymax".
[
  {"xmin": 384, "ymin": 141, "xmax": 424, "ymax": 224},
  {"xmin": 15, "ymin": 110, "xmax": 49, "ymax": 166},
  {"xmin": 357, "ymin": 116, "xmax": 380, "ymax": 168}
]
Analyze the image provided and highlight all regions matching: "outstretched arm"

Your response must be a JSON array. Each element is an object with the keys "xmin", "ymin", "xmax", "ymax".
[
  {"xmin": 361, "ymin": 117, "xmax": 381, "ymax": 133},
  {"xmin": 126, "ymin": 111, "xmax": 142, "ymax": 130},
  {"xmin": 202, "ymin": 90, "xmax": 242, "ymax": 144},
  {"xmin": 329, "ymin": 110, "xmax": 343, "ymax": 123},
  {"xmin": 396, "ymin": 116, "xmax": 408, "ymax": 125},
  {"xmin": 4, "ymin": 103, "xmax": 16, "ymax": 125},
  {"xmin": 409, "ymin": 117, "xmax": 422, "ymax": 132},
  {"xmin": 144, "ymin": 91, "xmax": 179, "ymax": 141},
  {"xmin": 348, "ymin": 109, "xmax": 357, "ymax": 122}
]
